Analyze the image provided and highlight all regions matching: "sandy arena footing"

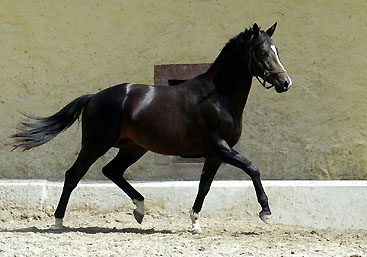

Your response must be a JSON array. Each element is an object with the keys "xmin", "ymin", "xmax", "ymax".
[{"xmin": 0, "ymin": 180, "xmax": 366, "ymax": 230}]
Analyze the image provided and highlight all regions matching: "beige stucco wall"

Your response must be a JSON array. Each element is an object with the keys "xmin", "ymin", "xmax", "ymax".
[{"xmin": 0, "ymin": 0, "xmax": 366, "ymax": 180}]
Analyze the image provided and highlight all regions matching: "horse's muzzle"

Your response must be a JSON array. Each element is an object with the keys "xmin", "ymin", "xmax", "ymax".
[{"xmin": 275, "ymin": 75, "xmax": 292, "ymax": 93}]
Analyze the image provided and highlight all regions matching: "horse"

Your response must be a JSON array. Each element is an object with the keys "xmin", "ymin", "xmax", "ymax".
[{"xmin": 11, "ymin": 23, "xmax": 292, "ymax": 232}]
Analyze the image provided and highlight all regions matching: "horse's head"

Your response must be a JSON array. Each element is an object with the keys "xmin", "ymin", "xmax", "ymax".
[{"xmin": 248, "ymin": 23, "xmax": 292, "ymax": 93}]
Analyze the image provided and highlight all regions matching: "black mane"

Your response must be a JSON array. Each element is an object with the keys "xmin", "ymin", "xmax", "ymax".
[
  {"xmin": 209, "ymin": 28, "xmax": 256, "ymax": 71},
  {"xmin": 208, "ymin": 26, "xmax": 271, "ymax": 76},
  {"xmin": 224, "ymin": 27, "xmax": 255, "ymax": 51}
]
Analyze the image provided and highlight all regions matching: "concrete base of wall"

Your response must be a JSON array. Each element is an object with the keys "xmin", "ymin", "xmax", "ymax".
[{"xmin": 0, "ymin": 180, "xmax": 366, "ymax": 230}]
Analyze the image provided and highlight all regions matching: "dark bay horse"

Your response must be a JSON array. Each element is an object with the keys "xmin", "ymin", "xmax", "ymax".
[{"xmin": 12, "ymin": 23, "xmax": 292, "ymax": 232}]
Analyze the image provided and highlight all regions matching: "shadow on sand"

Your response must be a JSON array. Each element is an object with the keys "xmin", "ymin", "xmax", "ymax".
[{"xmin": 0, "ymin": 226, "xmax": 176, "ymax": 235}]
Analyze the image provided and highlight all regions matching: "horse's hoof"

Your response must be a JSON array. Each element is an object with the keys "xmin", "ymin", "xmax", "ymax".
[
  {"xmin": 133, "ymin": 209, "xmax": 144, "ymax": 224},
  {"xmin": 190, "ymin": 225, "xmax": 202, "ymax": 234},
  {"xmin": 51, "ymin": 225, "xmax": 63, "ymax": 230},
  {"xmin": 259, "ymin": 211, "xmax": 272, "ymax": 224},
  {"xmin": 52, "ymin": 218, "xmax": 64, "ymax": 230},
  {"xmin": 189, "ymin": 211, "xmax": 202, "ymax": 234}
]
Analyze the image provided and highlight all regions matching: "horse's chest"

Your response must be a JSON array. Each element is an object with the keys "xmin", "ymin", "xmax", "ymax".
[
  {"xmin": 221, "ymin": 121, "xmax": 242, "ymax": 146},
  {"xmin": 216, "ymin": 111, "xmax": 242, "ymax": 146}
]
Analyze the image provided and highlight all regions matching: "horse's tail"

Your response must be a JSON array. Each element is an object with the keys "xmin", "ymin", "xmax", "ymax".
[{"xmin": 11, "ymin": 94, "xmax": 93, "ymax": 151}]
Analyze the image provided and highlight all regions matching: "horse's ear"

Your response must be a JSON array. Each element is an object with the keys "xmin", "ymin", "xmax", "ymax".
[
  {"xmin": 252, "ymin": 23, "xmax": 260, "ymax": 38},
  {"xmin": 266, "ymin": 22, "xmax": 277, "ymax": 37}
]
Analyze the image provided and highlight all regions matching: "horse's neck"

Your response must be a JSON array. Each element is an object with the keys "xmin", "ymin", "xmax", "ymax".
[{"xmin": 204, "ymin": 54, "xmax": 253, "ymax": 117}]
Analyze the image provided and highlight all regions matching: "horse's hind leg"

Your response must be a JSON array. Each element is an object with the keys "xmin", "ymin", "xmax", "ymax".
[
  {"xmin": 102, "ymin": 143, "xmax": 148, "ymax": 224},
  {"xmin": 190, "ymin": 158, "xmax": 221, "ymax": 233},
  {"xmin": 53, "ymin": 147, "xmax": 106, "ymax": 229}
]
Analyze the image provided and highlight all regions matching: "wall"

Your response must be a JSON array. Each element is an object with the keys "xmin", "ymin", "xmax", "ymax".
[{"xmin": 0, "ymin": 0, "xmax": 366, "ymax": 180}]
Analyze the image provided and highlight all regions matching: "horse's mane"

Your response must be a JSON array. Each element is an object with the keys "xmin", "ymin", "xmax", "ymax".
[
  {"xmin": 210, "ymin": 27, "xmax": 256, "ymax": 69},
  {"xmin": 223, "ymin": 27, "xmax": 255, "ymax": 52}
]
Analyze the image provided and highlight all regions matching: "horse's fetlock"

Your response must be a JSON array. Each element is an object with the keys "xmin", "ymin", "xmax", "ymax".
[
  {"xmin": 190, "ymin": 210, "xmax": 202, "ymax": 233},
  {"xmin": 190, "ymin": 210, "xmax": 200, "ymax": 222},
  {"xmin": 133, "ymin": 199, "xmax": 144, "ymax": 214},
  {"xmin": 133, "ymin": 199, "xmax": 145, "ymax": 224},
  {"xmin": 259, "ymin": 195, "xmax": 269, "ymax": 205}
]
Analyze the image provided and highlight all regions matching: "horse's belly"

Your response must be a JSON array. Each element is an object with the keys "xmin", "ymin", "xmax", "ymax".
[{"xmin": 128, "ymin": 124, "xmax": 204, "ymax": 156}]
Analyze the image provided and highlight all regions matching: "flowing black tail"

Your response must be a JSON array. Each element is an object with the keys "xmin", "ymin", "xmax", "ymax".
[{"xmin": 11, "ymin": 94, "xmax": 93, "ymax": 151}]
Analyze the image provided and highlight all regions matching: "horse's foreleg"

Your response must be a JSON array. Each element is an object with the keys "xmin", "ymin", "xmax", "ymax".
[
  {"xmin": 102, "ymin": 144, "xmax": 147, "ymax": 224},
  {"xmin": 191, "ymin": 158, "xmax": 221, "ymax": 233},
  {"xmin": 213, "ymin": 140, "xmax": 271, "ymax": 223}
]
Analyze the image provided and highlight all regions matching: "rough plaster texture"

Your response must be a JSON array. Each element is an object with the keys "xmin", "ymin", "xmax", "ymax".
[
  {"xmin": 1, "ymin": 180, "xmax": 366, "ymax": 229},
  {"xmin": 0, "ymin": 0, "xmax": 366, "ymax": 180}
]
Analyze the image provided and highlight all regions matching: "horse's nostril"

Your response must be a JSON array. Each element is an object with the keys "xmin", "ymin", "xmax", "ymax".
[{"xmin": 283, "ymin": 81, "xmax": 289, "ymax": 90}]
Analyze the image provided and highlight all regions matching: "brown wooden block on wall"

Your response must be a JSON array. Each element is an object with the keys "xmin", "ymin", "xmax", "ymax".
[{"xmin": 154, "ymin": 63, "xmax": 211, "ymax": 87}]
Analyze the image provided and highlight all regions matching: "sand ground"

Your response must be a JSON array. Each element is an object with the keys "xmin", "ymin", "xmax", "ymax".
[{"xmin": 0, "ymin": 208, "xmax": 366, "ymax": 257}]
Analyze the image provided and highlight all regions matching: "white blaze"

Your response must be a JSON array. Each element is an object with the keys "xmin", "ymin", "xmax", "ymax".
[
  {"xmin": 270, "ymin": 44, "xmax": 285, "ymax": 70},
  {"xmin": 271, "ymin": 44, "xmax": 292, "ymax": 86}
]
